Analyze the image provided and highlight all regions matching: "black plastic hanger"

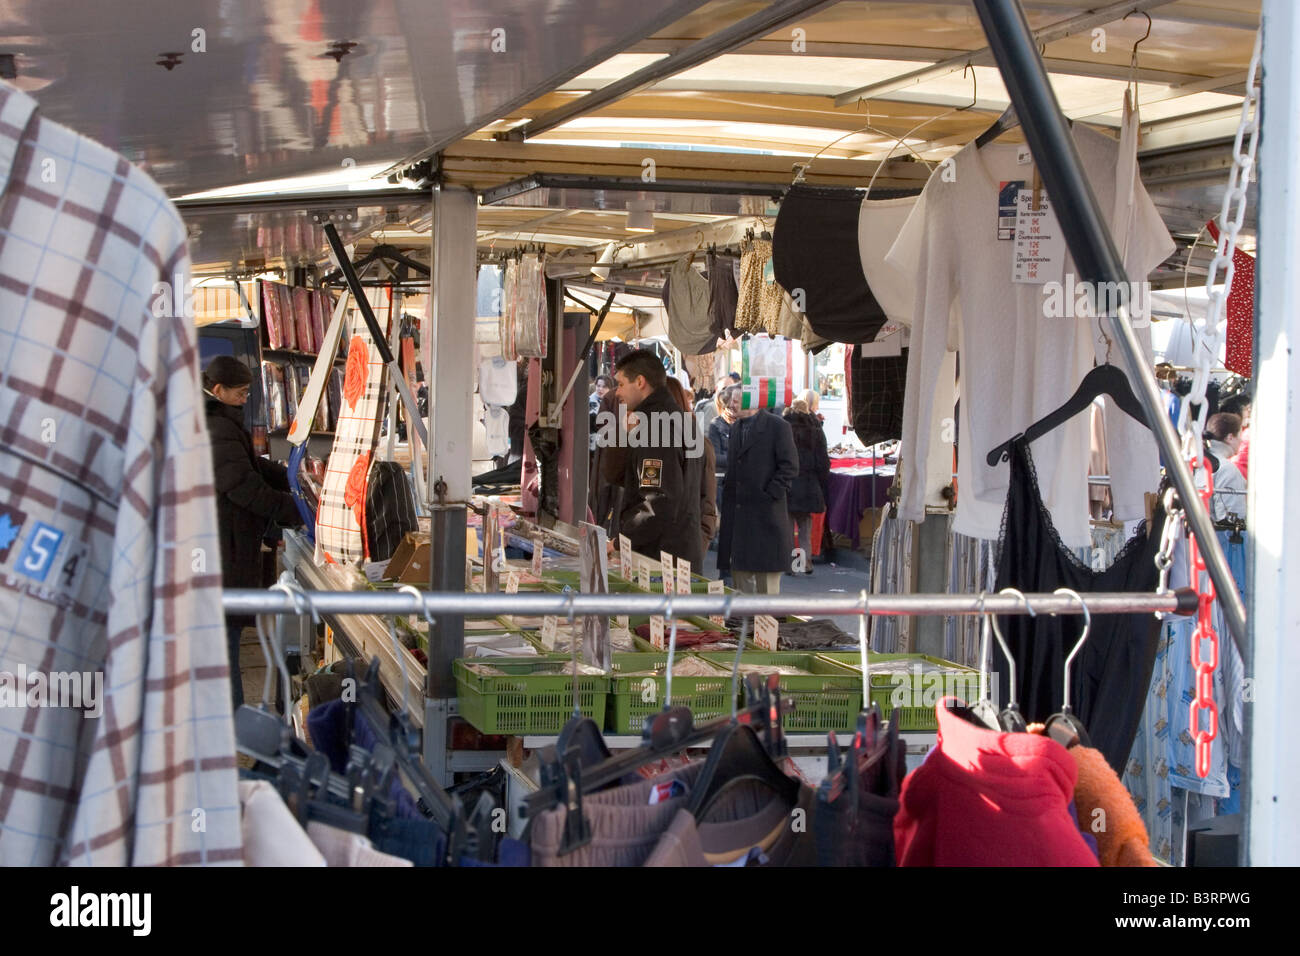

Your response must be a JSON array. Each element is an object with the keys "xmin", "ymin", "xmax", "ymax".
[
  {"xmin": 1042, "ymin": 588, "xmax": 1093, "ymax": 749},
  {"xmin": 975, "ymin": 105, "xmax": 1018, "ymax": 149},
  {"xmin": 687, "ymin": 713, "xmax": 799, "ymax": 822},
  {"xmin": 987, "ymin": 363, "xmax": 1149, "ymax": 466}
]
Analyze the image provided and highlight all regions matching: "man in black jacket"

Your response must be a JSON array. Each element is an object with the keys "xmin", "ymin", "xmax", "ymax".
[
  {"xmin": 611, "ymin": 350, "xmax": 704, "ymax": 571},
  {"xmin": 717, "ymin": 389, "xmax": 799, "ymax": 594},
  {"xmin": 203, "ymin": 356, "xmax": 301, "ymax": 709}
]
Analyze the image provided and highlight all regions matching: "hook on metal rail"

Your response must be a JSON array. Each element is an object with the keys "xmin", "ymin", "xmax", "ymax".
[
  {"xmin": 273, "ymin": 572, "xmax": 318, "ymax": 627},
  {"xmin": 958, "ymin": 62, "xmax": 977, "ymax": 111},
  {"xmin": 858, "ymin": 589, "xmax": 871, "ymax": 710},
  {"xmin": 663, "ymin": 592, "xmax": 680, "ymax": 709},
  {"xmin": 727, "ymin": 593, "xmax": 746, "ymax": 719},
  {"xmin": 398, "ymin": 583, "xmax": 437, "ymax": 632},
  {"xmin": 992, "ymin": 587, "xmax": 1035, "ymax": 712},
  {"xmin": 1050, "ymin": 588, "xmax": 1092, "ymax": 714}
]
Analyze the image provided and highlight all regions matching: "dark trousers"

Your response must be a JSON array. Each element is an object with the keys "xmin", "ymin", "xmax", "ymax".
[
  {"xmin": 791, "ymin": 513, "xmax": 812, "ymax": 570},
  {"xmin": 227, "ymin": 625, "xmax": 244, "ymax": 710}
]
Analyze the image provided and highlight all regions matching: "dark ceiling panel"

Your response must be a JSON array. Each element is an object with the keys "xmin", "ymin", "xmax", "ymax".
[{"xmin": 1, "ymin": 0, "xmax": 709, "ymax": 195}]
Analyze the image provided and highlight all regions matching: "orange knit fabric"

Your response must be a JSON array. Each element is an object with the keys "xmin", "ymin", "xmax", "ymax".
[{"xmin": 1070, "ymin": 745, "xmax": 1156, "ymax": 867}]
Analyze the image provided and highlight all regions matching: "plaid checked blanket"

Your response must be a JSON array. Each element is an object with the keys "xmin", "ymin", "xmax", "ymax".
[
  {"xmin": 0, "ymin": 81, "xmax": 241, "ymax": 865},
  {"xmin": 315, "ymin": 300, "xmax": 389, "ymax": 566}
]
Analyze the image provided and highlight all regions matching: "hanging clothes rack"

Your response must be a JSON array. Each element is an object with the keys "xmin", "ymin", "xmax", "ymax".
[{"xmin": 223, "ymin": 587, "xmax": 1196, "ymax": 619}]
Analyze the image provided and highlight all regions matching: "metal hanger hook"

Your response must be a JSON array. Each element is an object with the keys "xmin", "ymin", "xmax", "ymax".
[
  {"xmin": 975, "ymin": 590, "xmax": 992, "ymax": 701},
  {"xmin": 565, "ymin": 589, "xmax": 577, "ymax": 625},
  {"xmin": 958, "ymin": 62, "xmax": 977, "ymax": 111},
  {"xmin": 1125, "ymin": 10, "xmax": 1153, "ymax": 58},
  {"xmin": 1051, "ymin": 588, "xmax": 1091, "ymax": 713},
  {"xmin": 664, "ymin": 592, "xmax": 678, "ymax": 708},
  {"xmin": 397, "ymin": 583, "xmax": 435, "ymax": 629},
  {"xmin": 273, "ymin": 572, "xmax": 317, "ymax": 626},
  {"xmin": 992, "ymin": 588, "xmax": 1034, "ymax": 708}
]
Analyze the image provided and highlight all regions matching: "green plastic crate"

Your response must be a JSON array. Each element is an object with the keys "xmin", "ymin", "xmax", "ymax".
[
  {"xmin": 454, "ymin": 658, "xmax": 609, "ymax": 735},
  {"xmin": 697, "ymin": 651, "xmax": 863, "ymax": 733},
  {"xmin": 606, "ymin": 653, "xmax": 736, "ymax": 734},
  {"xmin": 815, "ymin": 652, "xmax": 980, "ymax": 731}
]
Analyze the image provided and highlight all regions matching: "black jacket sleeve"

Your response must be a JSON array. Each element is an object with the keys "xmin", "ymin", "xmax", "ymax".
[
  {"xmin": 765, "ymin": 418, "xmax": 800, "ymax": 501},
  {"xmin": 622, "ymin": 444, "xmax": 687, "ymax": 555},
  {"xmin": 709, "ymin": 418, "xmax": 729, "ymax": 472},
  {"xmin": 255, "ymin": 456, "xmax": 291, "ymax": 492},
  {"xmin": 815, "ymin": 429, "xmax": 831, "ymax": 495},
  {"xmin": 210, "ymin": 426, "xmax": 301, "ymax": 526}
]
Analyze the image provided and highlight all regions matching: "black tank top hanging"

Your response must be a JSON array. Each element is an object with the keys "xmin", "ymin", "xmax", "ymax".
[{"xmin": 993, "ymin": 437, "xmax": 1165, "ymax": 774}]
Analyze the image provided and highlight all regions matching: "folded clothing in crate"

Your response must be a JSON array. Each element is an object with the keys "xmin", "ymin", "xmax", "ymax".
[
  {"xmin": 614, "ymin": 657, "xmax": 728, "ymax": 678},
  {"xmin": 778, "ymin": 619, "xmax": 853, "ymax": 650},
  {"xmin": 633, "ymin": 623, "xmax": 734, "ymax": 648}
]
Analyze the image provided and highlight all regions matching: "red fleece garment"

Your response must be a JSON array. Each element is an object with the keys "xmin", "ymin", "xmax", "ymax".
[{"xmin": 893, "ymin": 699, "xmax": 1101, "ymax": 867}]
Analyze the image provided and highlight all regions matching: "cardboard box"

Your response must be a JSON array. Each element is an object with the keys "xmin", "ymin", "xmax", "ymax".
[{"xmin": 384, "ymin": 532, "xmax": 431, "ymax": 583}]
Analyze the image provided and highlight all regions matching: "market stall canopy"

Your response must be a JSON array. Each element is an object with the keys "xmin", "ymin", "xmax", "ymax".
[{"xmin": 4, "ymin": 0, "xmax": 1258, "ymax": 282}]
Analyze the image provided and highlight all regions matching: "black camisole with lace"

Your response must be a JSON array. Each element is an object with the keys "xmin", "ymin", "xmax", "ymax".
[{"xmin": 993, "ymin": 437, "xmax": 1164, "ymax": 773}]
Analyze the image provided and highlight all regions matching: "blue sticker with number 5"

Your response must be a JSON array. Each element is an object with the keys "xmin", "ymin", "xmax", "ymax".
[{"xmin": 17, "ymin": 523, "xmax": 64, "ymax": 582}]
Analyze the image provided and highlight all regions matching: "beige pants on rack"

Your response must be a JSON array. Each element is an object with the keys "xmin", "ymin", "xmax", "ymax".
[{"xmin": 732, "ymin": 570, "xmax": 782, "ymax": 594}]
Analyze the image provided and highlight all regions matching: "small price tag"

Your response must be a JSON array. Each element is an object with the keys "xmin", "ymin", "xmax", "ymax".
[
  {"xmin": 637, "ymin": 559, "xmax": 652, "ymax": 592},
  {"xmin": 650, "ymin": 616, "xmax": 665, "ymax": 649},
  {"xmin": 676, "ymin": 560, "xmax": 691, "ymax": 596},
  {"xmin": 708, "ymin": 579, "xmax": 726, "ymax": 628},
  {"xmin": 1017, "ymin": 145, "xmax": 1032, "ymax": 165},
  {"xmin": 619, "ymin": 534, "xmax": 632, "ymax": 576},
  {"xmin": 541, "ymin": 615, "xmax": 558, "ymax": 649},
  {"xmin": 755, "ymin": 614, "xmax": 779, "ymax": 651},
  {"xmin": 660, "ymin": 551, "xmax": 675, "ymax": 595},
  {"xmin": 505, "ymin": 570, "xmax": 519, "ymax": 594},
  {"xmin": 465, "ymin": 557, "xmax": 473, "ymax": 591},
  {"xmin": 1012, "ymin": 189, "xmax": 1065, "ymax": 285},
  {"xmin": 532, "ymin": 535, "xmax": 545, "ymax": 575},
  {"xmin": 616, "ymin": 614, "xmax": 629, "ymax": 630}
]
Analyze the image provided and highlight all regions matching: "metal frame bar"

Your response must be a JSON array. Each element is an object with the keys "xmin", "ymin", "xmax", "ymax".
[
  {"xmin": 223, "ymin": 588, "xmax": 1196, "ymax": 618},
  {"xmin": 480, "ymin": 174, "xmax": 788, "ymax": 207},
  {"xmin": 834, "ymin": 0, "xmax": 1179, "ymax": 107},
  {"xmin": 969, "ymin": 0, "xmax": 1247, "ymax": 653},
  {"xmin": 508, "ymin": 0, "xmax": 842, "ymax": 142},
  {"xmin": 380, "ymin": 0, "xmax": 715, "ymax": 180}
]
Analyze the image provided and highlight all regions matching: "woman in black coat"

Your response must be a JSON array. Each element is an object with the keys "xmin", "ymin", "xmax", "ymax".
[
  {"xmin": 203, "ymin": 356, "xmax": 301, "ymax": 709},
  {"xmin": 783, "ymin": 400, "xmax": 831, "ymax": 574}
]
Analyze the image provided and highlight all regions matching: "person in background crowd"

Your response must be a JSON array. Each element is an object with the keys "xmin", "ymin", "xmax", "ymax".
[
  {"xmin": 609, "ymin": 349, "xmax": 704, "ymax": 570},
  {"xmin": 1204, "ymin": 412, "xmax": 1247, "ymax": 521},
  {"xmin": 695, "ymin": 375, "xmax": 732, "ymax": 433},
  {"xmin": 797, "ymin": 387, "xmax": 824, "ymax": 422},
  {"xmin": 667, "ymin": 378, "xmax": 718, "ymax": 557},
  {"xmin": 783, "ymin": 398, "xmax": 830, "ymax": 575},
  {"xmin": 729, "ymin": 371, "xmax": 741, "ymax": 384},
  {"xmin": 1220, "ymin": 392, "xmax": 1251, "ymax": 480},
  {"xmin": 203, "ymin": 356, "xmax": 302, "ymax": 710},
  {"xmin": 717, "ymin": 387, "xmax": 799, "ymax": 594},
  {"xmin": 589, "ymin": 374, "xmax": 612, "ymax": 451}
]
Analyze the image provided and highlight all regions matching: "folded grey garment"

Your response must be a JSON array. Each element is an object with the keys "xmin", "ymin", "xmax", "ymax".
[{"xmin": 777, "ymin": 618, "xmax": 853, "ymax": 650}]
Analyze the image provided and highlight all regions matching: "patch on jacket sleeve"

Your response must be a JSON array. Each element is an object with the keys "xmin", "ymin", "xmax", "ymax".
[{"xmin": 639, "ymin": 458, "xmax": 663, "ymax": 488}]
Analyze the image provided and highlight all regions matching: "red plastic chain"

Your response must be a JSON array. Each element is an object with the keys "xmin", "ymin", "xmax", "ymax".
[{"xmin": 1186, "ymin": 457, "xmax": 1219, "ymax": 779}]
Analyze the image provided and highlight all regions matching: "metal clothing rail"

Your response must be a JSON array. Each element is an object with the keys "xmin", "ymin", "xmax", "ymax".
[
  {"xmin": 970, "ymin": 0, "xmax": 1248, "ymax": 653},
  {"xmin": 223, "ymin": 587, "xmax": 1197, "ymax": 619}
]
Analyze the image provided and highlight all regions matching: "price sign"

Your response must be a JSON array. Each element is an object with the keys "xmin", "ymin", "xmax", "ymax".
[
  {"xmin": 708, "ymin": 579, "xmax": 726, "ymax": 628},
  {"xmin": 660, "ymin": 551, "xmax": 674, "ymax": 595},
  {"xmin": 505, "ymin": 570, "xmax": 519, "ymax": 593},
  {"xmin": 755, "ymin": 614, "xmax": 779, "ymax": 651},
  {"xmin": 676, "ymin": 559, "xmax": 691, "ymax": 596},
  {"xmin": 619, "ymin": 534, "xmax": 632, "ymax": 577},
  {"xmin": 1012, "ymin": 189, "xmax": 1065, "ymax": 285},
  {"xmin": 637, "ymin": 559, "xmax": 651, "ymax": 592},
  {"xmin": 532, "ymin": 535, "xmax": 545, "ymax": 575},
  {"xmin": 616, "ymin": 615, "xmax": 629, "ymax": 630},
  {"xmin": 541, "ymin": 615, "xmax": 558, "ymax": 650},
  {"xmin": 650, "ymin": 616, "xmax": 665, "ymax": 649}
]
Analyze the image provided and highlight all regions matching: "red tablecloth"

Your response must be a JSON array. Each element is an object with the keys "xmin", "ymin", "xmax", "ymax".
[{"xmin": 831, "ymin": 457, "xmax": 886, "ymax": 470}]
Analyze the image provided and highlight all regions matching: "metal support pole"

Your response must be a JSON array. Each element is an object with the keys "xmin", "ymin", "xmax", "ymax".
[
  {"xmin": 424, "ymin": 183, "xmax": 477, "ymax": 699},
  {"xmin": 1248, "ymin": 0, "xmax": 1300, "ymax": 867},
  {"xmin": 969, "ymin": 0, "xmax": 1247, "ymax": 654},
  {"xmin": 224, "ymin": 588, "xmax": 1197, "ymax": 619}
]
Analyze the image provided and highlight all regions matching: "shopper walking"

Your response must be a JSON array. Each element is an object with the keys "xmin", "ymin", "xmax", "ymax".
[
  {"xmin": 783, "ymin": 398, "xmax": 830, "ymax": 574},
  {"xmin": 717, "ymin": 388, "xmax": 799, "ymax": 594},
  {"xmin": 203, "ymin": 356, "xmax": 302, "ymax": 709},
  {"xmin": 611, "ymin": 349, "xmax": 704, "ymax": 570}
]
